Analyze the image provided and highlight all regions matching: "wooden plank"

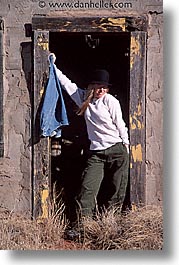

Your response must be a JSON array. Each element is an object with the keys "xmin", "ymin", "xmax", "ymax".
[
  {"xmin": 32, "ymin": 17, "xmax": 125, "ymax": 32},
  {"xmin": 32, "ymin": 16, "xmax": 147, "ymax": 32},
  {"xmin": 129, "ymin": 31, "xmax": 146, "ymax": 205},
  {"xmin": 0, "ymin": 19, "xmax": 4, "ymax": 157},
  {"xmin": 33, "ymin": 30, "xmax": 50, "ymax": 219}
]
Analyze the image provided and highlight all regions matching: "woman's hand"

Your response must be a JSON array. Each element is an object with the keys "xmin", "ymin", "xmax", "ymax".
[
  {"xmin": 124, "ymin": 144, "xmax": 129, "ymax": 154},
  {"xmin": 48, "ymin": 53, "xmax": 56, "ymax": 64}
]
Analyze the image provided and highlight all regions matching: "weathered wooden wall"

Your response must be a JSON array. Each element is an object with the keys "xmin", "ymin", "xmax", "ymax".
[{"xmin": 0, "ymin": 0, "xmax": 163, "ymax": 215}]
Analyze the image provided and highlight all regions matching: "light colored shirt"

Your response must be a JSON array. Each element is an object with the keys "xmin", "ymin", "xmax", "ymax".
[{"xmin": 54, "ymin": 65, "xmax": 129, "ymax": 150}]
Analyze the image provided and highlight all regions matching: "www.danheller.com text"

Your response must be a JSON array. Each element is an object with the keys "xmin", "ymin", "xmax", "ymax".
[{"xmin": 38, "ymin": 0, "xmax": 133, "ymax": 9}]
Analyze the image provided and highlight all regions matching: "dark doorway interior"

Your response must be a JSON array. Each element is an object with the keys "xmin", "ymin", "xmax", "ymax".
[{"xmin": 49, "ymin": 32, "xmax": 130, "ymax": 221}]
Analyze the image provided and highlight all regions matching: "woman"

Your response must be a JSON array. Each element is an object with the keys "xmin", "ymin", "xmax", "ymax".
[{"xmin": 48, "ymin": 53, "xmax": 129, "ymax": 219}]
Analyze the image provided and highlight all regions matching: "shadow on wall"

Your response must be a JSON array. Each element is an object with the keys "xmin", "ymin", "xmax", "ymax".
[
  {"xmin": 21, "ymin": 39, "xmax": 47, "ymax": 146},
  {"xmin": 20, "ymin": 23, "xmax": 46, "ymax": 147}
]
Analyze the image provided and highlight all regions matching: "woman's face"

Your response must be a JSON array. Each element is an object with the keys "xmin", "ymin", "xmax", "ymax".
[{"xmin": 92, "ymin": 84, "xmax": 109, "ymax": 99}]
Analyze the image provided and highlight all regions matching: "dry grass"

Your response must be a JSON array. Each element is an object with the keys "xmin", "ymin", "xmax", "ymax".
[
  {"xmin": 82, "ymin": 205, "xmax": 163, "ymax": 250},
  {"xmin": 0, "ymin": 201, "xmax": 67, "ymax": 250},
  {"xmin": 0, "ymin": 205, "xmax": 163, "ymax": 250}
]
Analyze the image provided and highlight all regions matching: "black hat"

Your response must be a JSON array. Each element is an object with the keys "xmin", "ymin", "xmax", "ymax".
[{"xmin": 89, "ymin": 69, "xmax": 111, "ymax": 86}]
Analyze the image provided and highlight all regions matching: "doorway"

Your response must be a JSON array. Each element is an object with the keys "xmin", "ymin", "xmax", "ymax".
[
  {"xmin": 32, "ymin": 16, "xmax": 146, "ymax": 219},
  {"xmin": 49, "ymin": 32, "xmax": 130, "ymax": 220}
]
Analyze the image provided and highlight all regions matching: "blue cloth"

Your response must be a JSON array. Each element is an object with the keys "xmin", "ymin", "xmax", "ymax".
[{"xmin": 40, "ymin": 56, "xmax": 69, "ymax": 138}]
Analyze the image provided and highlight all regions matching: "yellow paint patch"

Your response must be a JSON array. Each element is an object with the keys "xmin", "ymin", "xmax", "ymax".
[
  {"xmin": 99, "ymin": 17, "xmax": 126, "ymax": 31},
  {"xmin": 130, "ymin": 35, "xmax": 141, "ymax": 69},
  {"xmin": 131, "ymin": 144, "xmax": 142, "ymax": 162},
  {"xmin": 37, "ymin": 42, "xmax": 49, "ymax": 51},
  {"xmin": 131, "ymin": 204, "xmax": 138, "ymax": 212},
  {"xmin": 41, "ymin": 188, "xmax": 49, "ymax": 219},
  {"xmin": 130, "ymin": 115, "xmax": 136, "ymax": 130},
  {"xmin": 130, "ymin": 103, "xmax": 144, "ymax": 130},
  {"xmin": 137, "ymin": 103, "xmax": 142, "ymax": 116},
  {"xmin": 40, "ymin": 87, "xmax": 44, "ymax": 98},
  {"xmin": 64, "ymin": 21, "xmax": 72, "ymax": 27},
  {"xmin": 37, "ymin": 34, "xmax": 49, "ymax": 51},
  {"xmin": 108, "ymin": 18, "xmax": 126, "ymax": 31}
]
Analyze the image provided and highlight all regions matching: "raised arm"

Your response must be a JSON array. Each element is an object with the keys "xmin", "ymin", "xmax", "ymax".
[{"xmin": 48, "ymin": 53, "xmax": 84, "ymax": 107}]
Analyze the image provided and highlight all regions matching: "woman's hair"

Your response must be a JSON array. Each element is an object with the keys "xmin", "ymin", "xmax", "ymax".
[
  {"xmin": 77, "ymin": 84, "xmax": 94, "ymax": 116},
  {"xmin": 77, "ymin": 84, "xmax": 109, "ymax": 116}
]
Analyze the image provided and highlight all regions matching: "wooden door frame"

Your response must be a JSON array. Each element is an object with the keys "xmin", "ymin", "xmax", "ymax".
[
  {"xmin": 0, "ymin": 19, "xmax": 4, "ymax": 157},
  {"xmin": 32, "ymin": 16, "xmax": 147, "ymax": 218}
]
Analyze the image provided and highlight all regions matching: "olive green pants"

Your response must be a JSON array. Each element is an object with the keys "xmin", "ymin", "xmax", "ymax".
[{"xmin": 76, "ymin": 142, "xmax": 129, "ymax": 216}]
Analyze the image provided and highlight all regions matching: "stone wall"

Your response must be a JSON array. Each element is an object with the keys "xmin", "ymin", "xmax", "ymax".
[
  {"xmin": 0, "ymin": 0, "xmax": 163, "ymax": 214},
  {"xmin": 146, "ymin": 11, "xmax": 163, "ymax": 204}
]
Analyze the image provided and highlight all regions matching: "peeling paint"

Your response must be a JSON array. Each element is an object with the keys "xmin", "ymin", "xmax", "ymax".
[
  {"xmin": 99, "ymin": 17, "xmax": 126, "ymax": 31},
  {"xmin": 40, "ymin": 87, "xmax": 44, "ymax": 98},
  {"xmin": 108, "ymin": 18, "xmax": 126, "ymax": 31},
  {"xmin": 40, "ymin": 187, "xmax": 49, "ymax": 219},
  {"xmin": 130, "ymin": 103, "xmax": 144, "ymax": 130},
  {"xmin": 130, "ymin": 115, "xmax": 136, "ymax": 130},
  {"xmin": 37, "ymin": 34, "xmax": 49, "ymax": 51},
  {"xmin": 131, "ymin": 144, "xmax": 142, "ymax": 162},
  {"xmin": 131, "ymin": 204, "xmax": 138, "ymax": 212},
  {"xmin": 37, "ymin": 42, "xmax": 49, "ymax": 51},
  {"xmin": 137, "ymin": 103, "xmax": 142, "ymax": 116},
  {"xmin": 130, "ymin": 35, "xmax": 141, "ymax": 69},
  {"xmin": 64, "ymin": 21, "xmax": 72, "ymax": 27}
]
